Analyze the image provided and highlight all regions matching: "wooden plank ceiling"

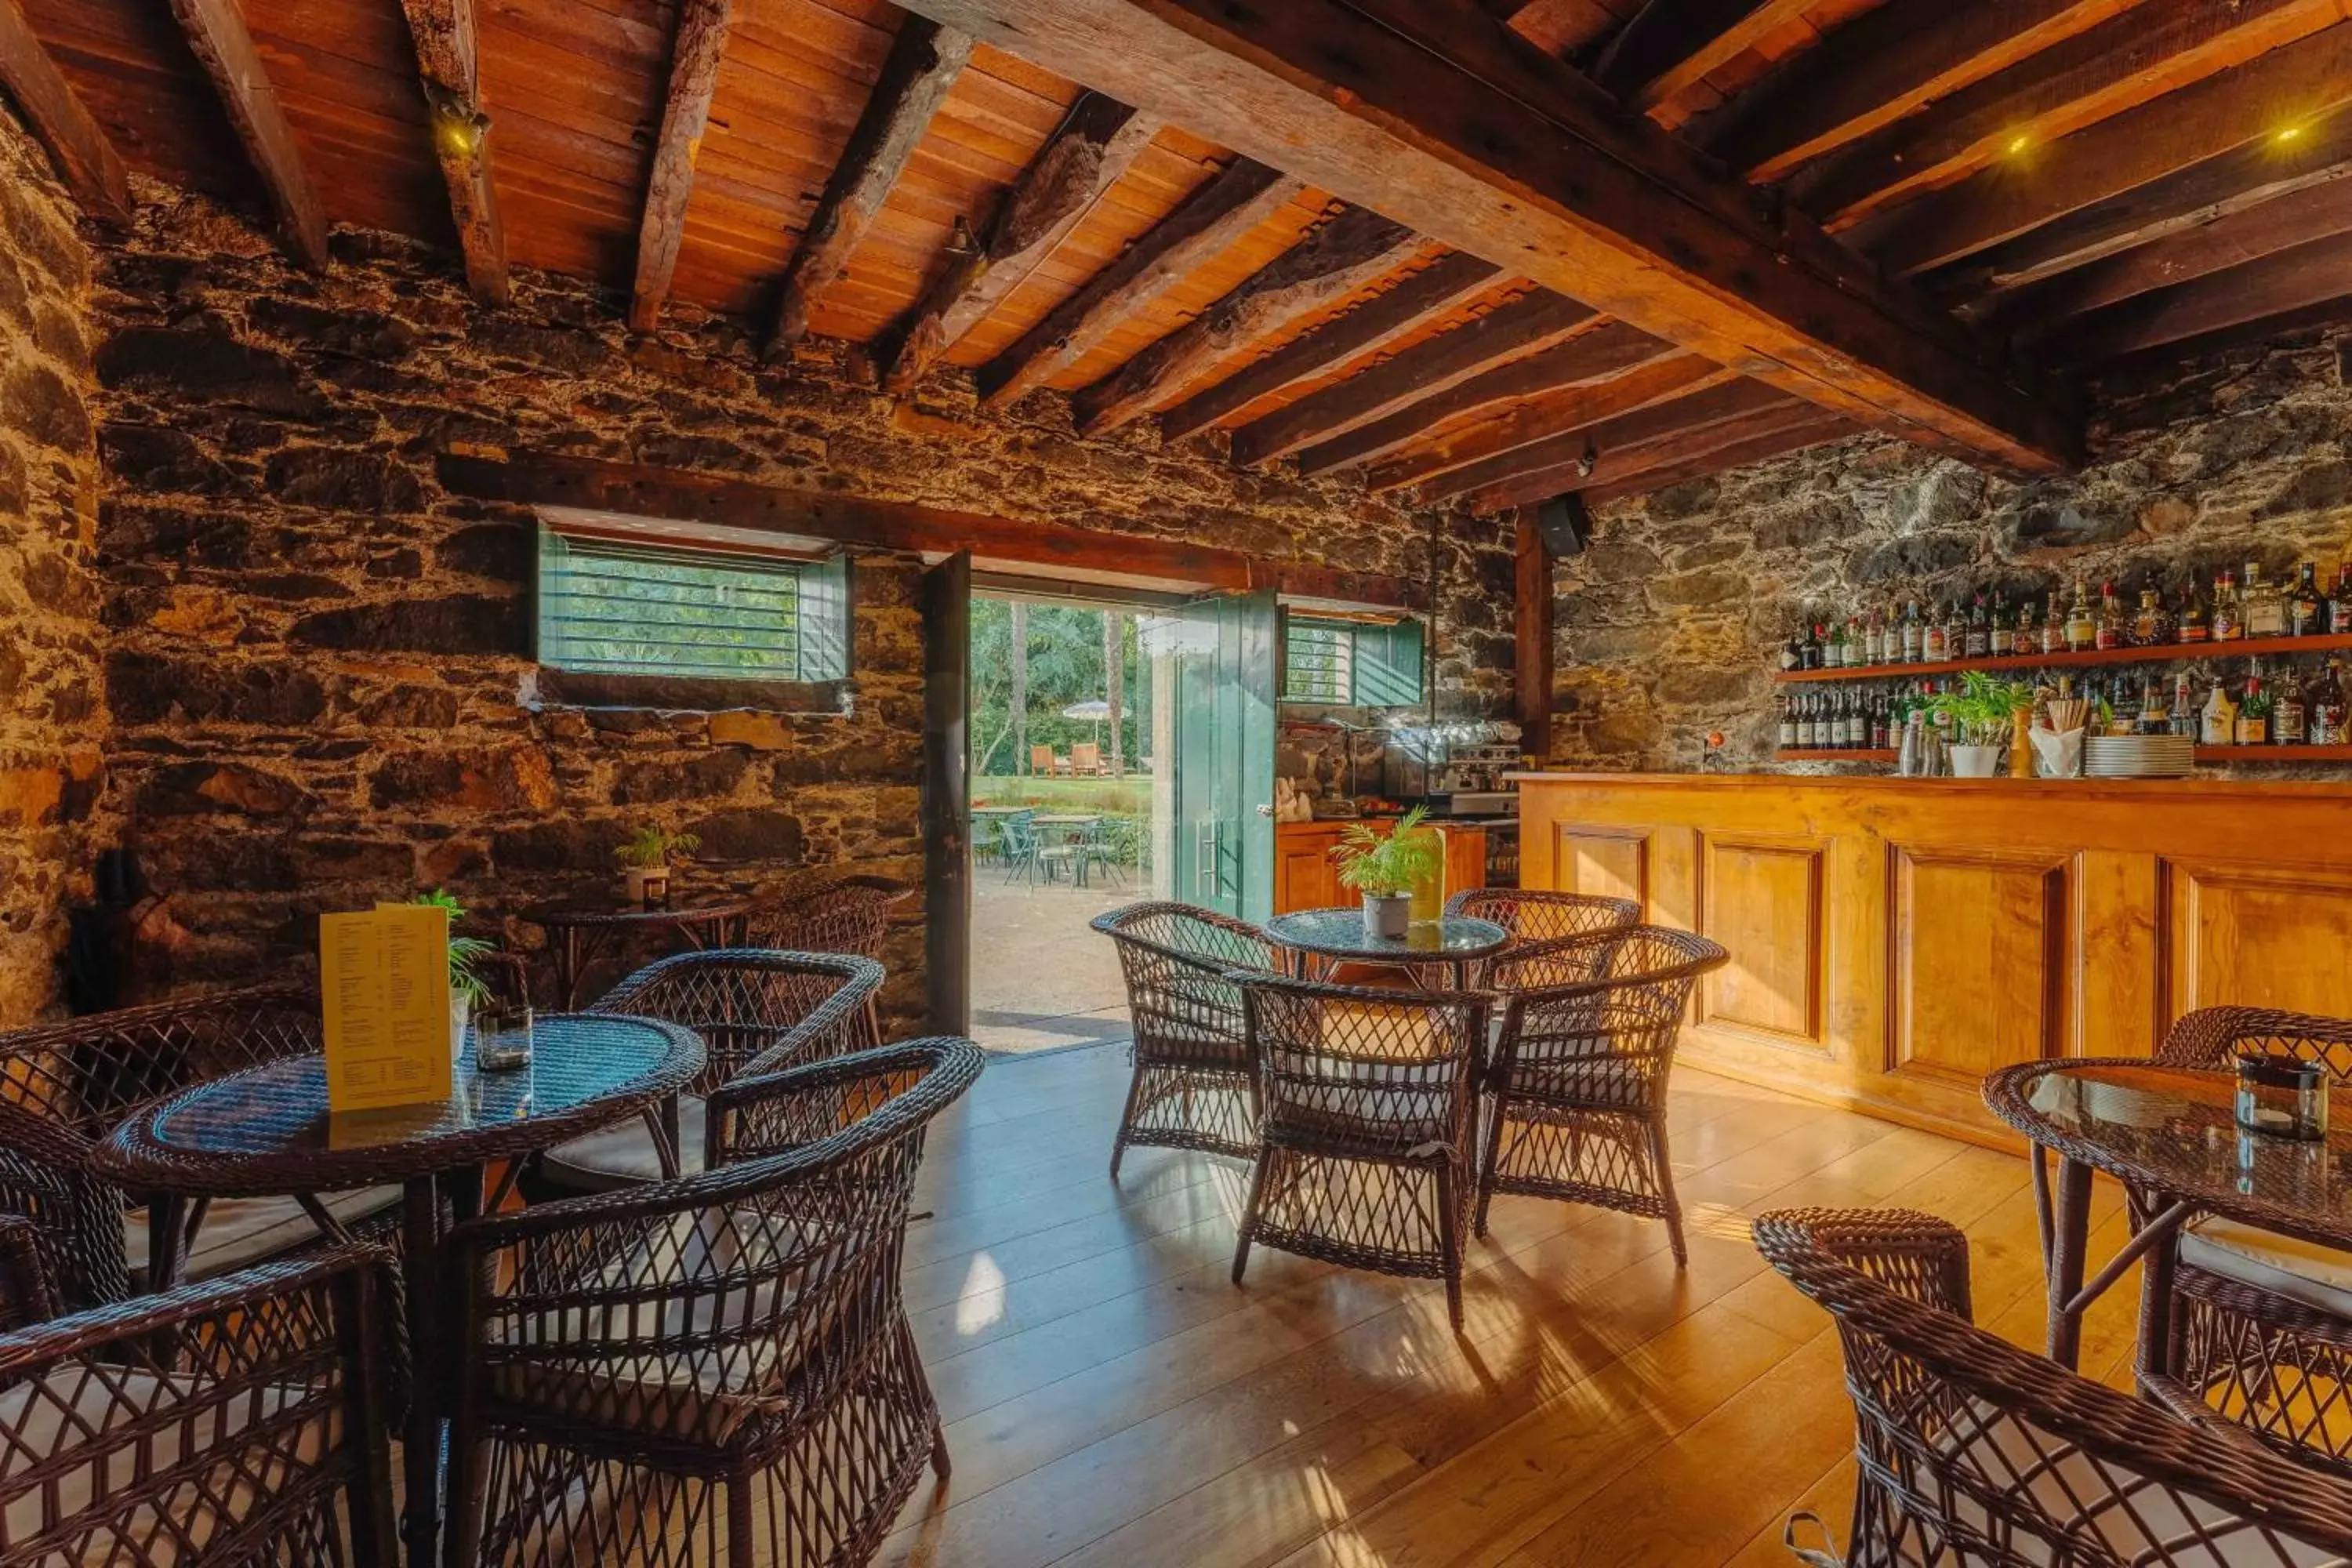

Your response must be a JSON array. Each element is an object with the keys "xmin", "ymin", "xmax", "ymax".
[{"xmin": 9, "ymin": 0, "xmax": 2350, "ymax": 511}]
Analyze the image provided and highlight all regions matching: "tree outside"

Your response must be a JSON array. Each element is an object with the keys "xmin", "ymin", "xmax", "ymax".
[{"xmin": 969, "ymin": 597, "xmax": 1149, "ymax": 777}]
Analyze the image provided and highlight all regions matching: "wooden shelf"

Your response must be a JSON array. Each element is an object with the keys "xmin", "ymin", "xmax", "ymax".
[
  {"xmin": 1773, "ymin": 631, "xmax": 2352, "ymax": 684},
  {"xmin": 2195, "ymin": 745, "xmax": 2352, "ymax": 762},
  {"xmin": 1777, "ymin": 748, "xmax": 1896, "ymax": 761}
]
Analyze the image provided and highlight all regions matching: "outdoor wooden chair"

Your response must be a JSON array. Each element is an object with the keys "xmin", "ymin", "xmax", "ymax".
[
  {"xmin": 1755, "ymin": 1206, "xmax": 2352, "ymax": 1566},
  {"xmin": 443, "ymin": 1038, "xmax": 983, "ymax": 1568},
  {"xmin": 1073, "ymin": 742, "xmax": 1106, "ymax": 775},
  {"xmin": 1094, "ymin": 902, "xmax": 1276, "ymax": 1176},
  {"xmin": 1229, "ymin": 970, "xmax": 1490, "ymax": 1329},
  {"xmin": 1477, "ymin": 924, "xmax": 1729, "ymax": 1263},
  {"xmin": 1029, "ymin": 743, "xmax": 1061, "ymax": 776}
]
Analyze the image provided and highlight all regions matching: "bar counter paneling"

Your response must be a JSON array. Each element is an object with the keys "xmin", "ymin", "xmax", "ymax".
[{"xmin": 1513, "ymin": 771, "xmax": 2352, "ymax": 1145}]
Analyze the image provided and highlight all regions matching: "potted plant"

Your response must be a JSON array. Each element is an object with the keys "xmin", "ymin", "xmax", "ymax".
[
  {"xmin": 615, "ymin": 825, "xmax": 699, "ymax": 907},
  {"xmin": 1925, "ymin": 670, "xmax": 2035, "ymax": 778},
  {"xmin": 1334, "ymin": 805, "xmax": 1444, "ymax": 939},
  {"xmin": 412, "ymin": 889, "xmax": 495, "ymax": 1056}
]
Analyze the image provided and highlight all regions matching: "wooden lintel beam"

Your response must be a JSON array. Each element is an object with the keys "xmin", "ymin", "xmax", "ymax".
[
  {"xmin": 1071, "ymin": 203, "xmax": 1421, "ymax": 434},
  {"xmin": 1469, "ymin": 397, "xmax": 1852, "ymax": 511},
  {"xmin": 2044, "ymin": 225, "xmax": 2352, "ymax": 365},
  {"xmin": 975, "ymin": 160, "xmax": 1301, "ymax": 411},
  {"xmin": 0, "ymin": 0, "xmax": 132, "ymax": 223},
  {"xmin": 885, "ymin": 0, "xmax": 2078, "ymax": 473},
  {"xmin": 436, "ymin": 449, "xmax": 1423, "ymax": 608},
  {"xmin": 630, "ymin": 0, "xmax": 731, "ymax": 333},
  {"xmin": 1425, "ymin": 376, "xmax": 1784, "ymax": 501},
  {"xmin": 165, "ymin": 0, "xmax": 328, "ymax": 270},
  {"xmin": 1591, "ymin": 0, "xmax": 1814, "ymax": 122},
  {"xmin": 397, "ymin": 0, "xmax": 506, "ymax": 304},
  {"xmin": 877, "ymin": 92, "xmax": 1160, "ymax": 394},
  {"xmin": 1379, "ymin": 354, "xmax": 1728, "ymax": 495},
  {"xmin": 1572, "ymin": 414, "xmax": 1858, "ymax": 508},
  {"xmin": 1232, "ymin": 291, "xmax": 1599, "ymax": 466},
  {"xmin": 1514, "ymin": 506, "xmax": 1556, "ymax": 746},
  {"xmin": 1157, "ymin": 249, "xmax": 1502, "ymax": 442},
  {"xmin": 769, "ymin": 19, "xmax": 974, "ymax": 355},
  {"xmin": 1290, "ymin": 318, "xmax": 1665, "ymax": 477}
]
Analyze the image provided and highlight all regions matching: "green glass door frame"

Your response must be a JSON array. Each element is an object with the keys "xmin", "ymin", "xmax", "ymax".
[{"xmin": 1168, "ymin": 589, "xmax": 1276, "ymax": 921}]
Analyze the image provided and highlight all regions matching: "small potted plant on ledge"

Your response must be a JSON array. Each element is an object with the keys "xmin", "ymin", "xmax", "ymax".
[
  {"xmin": 1926, "ymin": 670, "xmax": 2035, "ymax": 778},
  {"xmin": 616, "ymin": 825, "xmax": 699, "ymax": 908},
  {"xmin": 1334, "ymin": 805, "xmax": 1443, "ymax": 940}
]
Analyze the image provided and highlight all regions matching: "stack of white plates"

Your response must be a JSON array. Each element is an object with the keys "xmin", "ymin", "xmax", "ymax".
[{"xmin": 2083, "ymin": 735, "xmax": 2194, "ymax": 778}]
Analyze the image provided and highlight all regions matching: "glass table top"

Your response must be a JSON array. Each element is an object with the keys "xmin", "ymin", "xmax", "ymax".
[{"xmin": 1262, "ymin": 908, "xmax": 1512, "ymax": 960}]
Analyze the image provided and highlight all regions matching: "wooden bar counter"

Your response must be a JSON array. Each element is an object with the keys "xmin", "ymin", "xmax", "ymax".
[{"xmin": 1514, "ymin": 771, "xmax": 2352, "ymax": 1145}]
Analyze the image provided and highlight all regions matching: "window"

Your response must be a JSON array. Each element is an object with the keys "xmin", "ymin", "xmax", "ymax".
[
  {"xmin": 537, "ymin": 524, "xmax": 848, "ymax": 684},
  {"xmin": 1280, "ymin": 612, "xmax": 1424, "ymax": 707}
]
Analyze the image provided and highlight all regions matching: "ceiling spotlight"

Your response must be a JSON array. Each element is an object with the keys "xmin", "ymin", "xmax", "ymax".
[
  {"xmin": 2277, "ymin": 124, "xmax": 2307, "ymax": 145},
  {"xmin": 946, "ymin": 215, "xmax": 977, "ymax": 256},
  {"xmin": 1576, "ymin": 444, "xmax": 1598, "ymax": 479},
  {"xmin": 2005, "ymin": 133, "xmax": 2030, "ymax": 157}
]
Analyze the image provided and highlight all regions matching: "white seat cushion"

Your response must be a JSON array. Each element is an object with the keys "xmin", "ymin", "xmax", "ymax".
[
  {"xmin": 2180, "ymin": 1215, "xmax": 2352, "ymax": 1319},
  {"xmin": 542, "ymin": 1098, "xmax": 706, "ymax": 1192},
  {"xmin": 123, "ymin": 1186, "xmax": 401, "ymax": 1285}
]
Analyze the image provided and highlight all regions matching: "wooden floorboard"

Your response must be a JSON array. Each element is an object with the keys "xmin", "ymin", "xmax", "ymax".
[{"xmin": 871, "ymin": 1042, "xmax": 2129, "ymax": 1568}]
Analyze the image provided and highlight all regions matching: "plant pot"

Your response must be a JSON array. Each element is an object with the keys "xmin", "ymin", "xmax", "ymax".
[
  {"xmin": 1362, "ymin": 892, "xmax": 1412, "ymax": 940},
  {"xmin": 1948, "ymin": 744, "xmax": 2002, "ymax": 779},
  {"xmin": 623, "ymin": 863, "xmax": 670, "ymax": 908},
  {"xmin": 451, "ymin": 991, "xmax": 472, "ymax": 1065}
]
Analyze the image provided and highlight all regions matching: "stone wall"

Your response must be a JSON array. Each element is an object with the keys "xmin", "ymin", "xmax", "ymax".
[
  {"xmin": 89, "ymin": 188, "xmax": 1513, "ymax": 1025},
  {"xmin": 1548, "ymin": 327, "xmax": 2352, "ymax": 776},
  {"xmin": 0, "ymin": 110, "xmax": 106, "ymax": 1027}
]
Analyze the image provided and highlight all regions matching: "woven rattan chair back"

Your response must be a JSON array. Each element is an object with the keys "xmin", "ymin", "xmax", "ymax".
[
  {"xmin": 742, "ymin": 873, "xmax": 911, "ymax": 961},
  {"xmin": 1446, "ymin": 887, "xmax": 1641, "ymax": 945},
  {"xmin": 590, "ymin": 949, "xmax": 884, "ymax": 1099},
  {"xmin": 2158, "ymin": 1006, "xmax": 2352, "ymax": 1080},
  {"xmin": 0, "ymin": 984, "xmax": 320, "ymax": 1308},
  {"xmin": 1092, "ymin": 902, "xmax": 1275, "ymax": 1175},
  {"xmin": 444, "ymin": 1038, "xmax": 982, "ymax": 1568},
  {"xmin": 0, "ymin": 1218, "xmax": 55, "ymax": 1331},
  {"xmin": 1755, "ymin": 1206, "xmax": 2352, "ymax": 1567},
  {"xmin": 1229, "ymin": 971, "xmax": 1489, "ymax": 1327}
]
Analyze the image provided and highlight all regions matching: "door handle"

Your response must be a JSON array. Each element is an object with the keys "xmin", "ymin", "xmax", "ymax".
[
  {"xmin": 1254, "ymin": 803, "xmax": 1273, "ymax": 818},
  {"xmin": 1196, "ymin": 824, "xmax": 1216, "ymax": 895}
]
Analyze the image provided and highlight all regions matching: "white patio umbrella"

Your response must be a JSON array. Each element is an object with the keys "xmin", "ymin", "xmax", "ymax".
[{"xmin": 1062, "ymin": 699, "xmax": 1111, "ymax": 762}]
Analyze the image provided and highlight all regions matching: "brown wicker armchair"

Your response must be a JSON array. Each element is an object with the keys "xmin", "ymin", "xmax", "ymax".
[
  {"xmin": 2139, "ymin": 1005, "xmax": 2352, "ymax": 1475},
  {"xmin": 0, "ymin": 1239, "xmax": 400, "ymax": 1565},
  {"xmin": 1477, "ymin": 925, "xmax": 1729, "ymax": 1263},
  {"xmin": 542, "ymin": 949, "xmax": 885, "ymax": 1192},
  {"xmin": 744, "ymin": 873, "xmax": 910, "ymax": 960},
  {"xmin": 1092, "ymin": 902, "xmax": 1276, "ymax": 1178},
  {"xmin": 0, "ymin": 984, "xmax": 398, "ymax": 1308},
  {"xmin": 1755, "ymin": 1206, "xmax": 2352, "ymax": 1566},
  {"xmin": 443, "ymin": 1036, "xmax": 984, "ymax": 1568},
  {"xmin": 1444, "ymin": 888, "xmax": 1640, "ymax": 985},
  {"xmin": 1229, "ymin": 970, "xmax": 1490, "ymax": 1328}
]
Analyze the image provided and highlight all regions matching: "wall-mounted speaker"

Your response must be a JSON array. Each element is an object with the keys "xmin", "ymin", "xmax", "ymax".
[{"xmin": 1534, "ymin": 493, "xmax": 1591, "ymax": 557}]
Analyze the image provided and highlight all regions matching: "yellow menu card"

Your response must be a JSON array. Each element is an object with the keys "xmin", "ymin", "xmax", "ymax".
[{"xmin": 319, "ymin": 904, "xmax": 454, "ymax": 1111}]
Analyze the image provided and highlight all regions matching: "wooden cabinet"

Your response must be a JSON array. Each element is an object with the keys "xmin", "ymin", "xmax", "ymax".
[
  {"xmin": 1272, "ymin": 819, "xmax": 1486, "ymax": 916},
  {"xmin": 1517, "ymin": 771, "xmax": 2352, "ymax": 1145}
]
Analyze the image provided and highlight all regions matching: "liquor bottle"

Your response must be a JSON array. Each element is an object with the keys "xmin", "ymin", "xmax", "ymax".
[
  {"xmin": 2136, "ymin": 670, "xmax": 2166, "ymax": 735},
  {"xmin": 2292, "ymin": 561, "xmax": 2324, "ymax": 636},
  {"xmin": 1843, "ymin": 691, "xmax": 1864, "ymax": 749},
  {"xmin": 2179, "ymin": 583, "xmax": 2209, "ymax": 644},
  {"xmin": 1900, "ymin": 600, "xmax": 1923, "ymax": 663},
  {"xmin": 1923, "ymin": 607, "xmax": 1948, "ymax": 663},
  {"xmin": 1802, "ymin": 621, "xmax": 1824, "ymax": 669},
  {"xmin": 2276, "ymin": 668, "xmax": 2307, "ymax": 744},
  {"xmin": 2042, "ymin": 596, "xmax": 2065, "ymax": 655},
  {"xmin": 1965, "ymin": 593, "xmax": 1991, "ymax": 659},
  {"xmin": 2212, "ymin": 571, "xmax": 2241, "ymax": 641},
  {"xmin": 1871, "ymin": 691, "xmax": 1891, "ymax": 750},
  {"xmin": 2332, "ymin": 561, "xmax": 2352, "ymax": 635},
  {"xmin": 2244, "ymin": 561, "xmax": 2286, "ymax": 639},
  {"xmin": 1780, "ymin": 631, "xmax": 1802, "ymax": 671},
  {"xmin": 2170, "ymin": 670, "xmax": 2196, "ymax": 738},
  {"xmin": 2130, "ymin": 588, "xmax": 2173, "ymax": 648},
  {"xmin": 1794, "ymin": 694, "xmax": 1813, "ymax": 749},
  {"xmin": 1989, "ymin": 591, "xmax": 2013, "ymax": 656},
  {"xmin": 2237, "ymin": 666, "xmax": 2272, "ymax": 746},
  {"xmin": 1944, "ymin": 601, "xmax": 1969, "ymax": 662},
  {"xmin": 1828, "ymin": 619, "xmax": 1847, "ymax": 669},
  {"xmin": 2064, "ymin": 579, "xmax": 2097, "ymax": 652},
  {"xmin": 1860, "ymin": 609, "xmax": 1882, "ymax": 666},
  {"xmin": 1777, "ymin": 695, "xmax": 1797, "ymax": 750},
  {"xmin": 2201, "ymin": 679, "xmax": 2237, "ymax": 746},
  {"xmin": 1847, "ymin": 615, "xmax": 1865, "ymax": 669},
  {"xmin": 2094, "ymin": 581, "xmax": 2124, "ymax": 651},
  {"xmin": 2313, "ymin": 660, "xmax": 2348, "ymax": 746}
]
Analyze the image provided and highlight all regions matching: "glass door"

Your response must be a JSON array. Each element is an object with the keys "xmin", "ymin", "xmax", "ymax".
[{"xmin": 1159, "ymin": 590, "xmax": 1276, "ymax": 921}]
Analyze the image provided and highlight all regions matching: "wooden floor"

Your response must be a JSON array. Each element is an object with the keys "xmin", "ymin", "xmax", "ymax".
[{"xmin": 877, "ymin": 1042, "xmax": 2149, "ymax": 1568}]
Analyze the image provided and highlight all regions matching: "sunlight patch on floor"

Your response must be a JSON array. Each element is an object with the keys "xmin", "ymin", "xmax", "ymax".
[{"xmin": 955, "ymin": 1253, "xmax": 1008, "ymax": 1335}]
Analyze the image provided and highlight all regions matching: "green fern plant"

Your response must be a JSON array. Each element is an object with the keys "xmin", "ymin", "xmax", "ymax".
[
  {"xmin": 1332, "ymin": 806, "xmax": 1443, "ymax": 898},
  {"xmin": 412, "ymin": 888, "xmax": 495, "ymax": 1005},
  {"xmin": 615, "ymin": 825, "xmax": 699, "ymax": 869}
]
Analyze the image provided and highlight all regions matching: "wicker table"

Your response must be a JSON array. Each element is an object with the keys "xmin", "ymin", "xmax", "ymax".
[
  {"xmin": 93, "ymin": 1014, "xmax": 706, "ymax": 1568},
  {"xmin": 1261, "ymin": 908, "xmax": 1510, "ymax": 989},
  {"xmin": 517, "ymin": 895, "xmax": 753, "ymax": 1007},
  {"xmin": 1984, "ymin": 1058, "xmax": 2352, "ymax": 1370}
]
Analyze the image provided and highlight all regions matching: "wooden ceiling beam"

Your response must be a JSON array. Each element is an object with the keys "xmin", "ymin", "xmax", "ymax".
[
  {"xmin": 629, "ymin": 0, "xmax": 731, "ymax": 332},
  {"xmin": 1230, "ymin": 290, "xmax": 1599, "ymax": 466},
  {"xmin": 1697, "ymin": 0, "xmax": 2143, "ymax": 184},
  {"xmin": 768, "ymin": 18, "xmax": 975, "ymax": 355},
  {"xmin": 1374, "ymin": 353, "xmax": 1729, "ymax": 494},
  {"xmin": 1571, "ymin": 414, "xmax": 1859, "ymax": 508},
  {"xmin": 397, "ymin": 0, "xmax": 506, "ymax": 305},
  {"xmin": 1424, "ymin": 375, "xmax": 1781, "ymax": 501},
  {"xmin": 884, "ymin": 0, "xmax": 2078, "ymax": 474},
  {"xmin": 1468, "ymin": 396, "xmax": 1853, "ymax": 511},
  {"xmin": 977, "ymin": 157, "xmax": 1302, "ymax": 410},
  {"xmin": 2042, "ymin": 225, "xmax": 2352, "ymax": 365},
  {"xmin": 1590, "ymin": 0, "xmax": 1816, "ymax": 122},
  {"xmin": 1289, "ymin": 319, "xmax": 1668, "ymax": 476},
  {"xmin": 165, "ymin": 0, "xmax": 328, "ymax": 270},
  {"xmin": 877, "ymin": 91, "xmax": 1160, "ymax": 394},
  {"xmin": 1158, "ymin": 249, "xmax": 1503, "ymax": 443},
  {"xmin": 1501, "ymin": 0, "xmax": 1633, "ymax": 57},
  {"xmin": 0, "ymin": 0, "xmax": 131, "ymax": 223},
  {"xmin": 1797, "ymin": 0, "xmax": 2345, "ymax": 231},
  {"xmin": 1865, "ymin": 22, "xmax": 2352, "ymax": 279},
  {"xmin": 1069, "ymin": 203, "xmax": 1421, "ymax": 434}
]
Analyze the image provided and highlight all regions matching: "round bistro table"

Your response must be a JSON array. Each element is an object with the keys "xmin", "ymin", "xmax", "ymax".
[
  {"xmin": 93, "ymin": 1014, "xmax": 706, "ymax": 1568},
  {"xmin": 517, "ymin": 896, "xmax": 755, "ymax": 1007},
  {"xmin": 1984, "ymin": 1057, "xmax": 2352, "ymax": 1371},
  {"xmin": 1261, "ymin": 907, "xmax": 1511, "ymax": 989}
]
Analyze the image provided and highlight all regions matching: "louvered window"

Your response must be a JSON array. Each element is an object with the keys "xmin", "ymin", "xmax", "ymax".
[
  {"xmin": 537, "ymin": 525, "xmax": 848, "ymax": 683},
  {"xmin": 1281, "ymin": 612, "xmax": 1424, "ymax": 706}
]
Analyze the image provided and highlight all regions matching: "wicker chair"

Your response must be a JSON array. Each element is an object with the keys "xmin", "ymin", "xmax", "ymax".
[
  {"xmin": 442, "ymin": 1037, "xmax": 982, "ymax": 1568},
  {"xmin": 1755, "ymin": 1206, "xmax": 2352, "ymax": 1566},
  {"xmin": 2135, "ymin": 1005, "xmax": 2352, "ymax": 1475},
  {"xmin": 541, "ymin": 949, "xmax": 884, "ymax": 1192},
  {"xmin": 1228, "ymin": 970, "xmax": 1490, "ymax": 1328},
  {"xmin": 1092, "ymin": 902, "xmax": 1276, "ymax": 1177},
  {"xmin": 1476, "ymin": 924, "xmax": 1729, "ymax": 1263},
  {"xmin": 742, "ymin": 874, "xmax": 910, "ymax": 961},
  {"xmin": 0, "ymin": 1235, "xmax": 400, "ymax": 1565},
  {"xmin": 0, "ymin": 984, "xmax": 400, "ymax": 1308}
]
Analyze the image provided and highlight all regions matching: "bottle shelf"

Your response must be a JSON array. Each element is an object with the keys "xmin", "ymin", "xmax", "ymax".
[
  {"xmin": 2194, "ymin": 744, "xmax": 2352, "ymax": 762},
  {"xmin": 1773, "ymin": 630, "xmax": 2352, "ymax": 684},
  {"xmin": 1777, "ymin": 748, "xmax": 1897, "ymax": 761}
]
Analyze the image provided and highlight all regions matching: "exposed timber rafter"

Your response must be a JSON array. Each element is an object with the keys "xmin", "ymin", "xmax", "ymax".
[
  {"xmin": 768, "ymin": 18, "xmax": 975, "ymax": 356},
  {"xmin": 397, "ymin": 0, "xmax": 506, "ymax": 304},
  {"xmin": 977, "ymin": 157, "xmax": 1302, "ymax": 409},
  {"xmin": 1373, "ymin": 354, "xmax": 1729, "ymax": 495},
  {"xmin": 1570, "ymin": 412, "xmax": 1858, "ymax": 508},
  {"xmin": 1436, "ymin": 376, "xmax": 1786, "ymax": 503},
  {"xmin": 875, "ymin": 91, "xmax": 1161, "ymax": 394},
  {"xmin": 1590, "ymin": 0, "xmax": 1816, "ymax": 122},
  {"xmin": 165, "ymin": 0, "xmax": 328, "ymax": 270},
  {"xmin": 1469, "ymin": 393, "xmax": 1855, "ymax": 511},
  {"xmin": 0, "ymin": 0, "xmax": 132, "ymax": 223},
  {"xmin": 630, "ymin": 0, "xmax": 731, "ymax": 332},
  {"xmin": 2042, "ymin": 226, "xmax": 2352, "ymax": 365}
]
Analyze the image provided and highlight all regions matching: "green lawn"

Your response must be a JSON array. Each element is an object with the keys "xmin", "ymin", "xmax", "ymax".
[{"xmin": 971, "ymin": 775, "xmax": 1152, "ymax": 814}]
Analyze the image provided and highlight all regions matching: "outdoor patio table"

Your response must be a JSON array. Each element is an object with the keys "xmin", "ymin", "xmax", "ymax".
[
  {"xmin": 1262, "ymin": 907, "xmax": 1509, "ymax": 991},
  {"xmin": 517, "ymin": 895, "xmax": 754, "ymax": 1007},
  {"xmin": 1983, "ymin": 1057, "xmax": 2352, "ymax": 1370},
  {"xmin": 92, "ymin": 1014, "xmax": 706, "ymax": 1568}
]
